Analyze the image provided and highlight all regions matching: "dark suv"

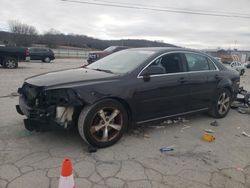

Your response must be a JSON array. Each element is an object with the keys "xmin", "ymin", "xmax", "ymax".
[{"xmin": 29, "ymin": 48, "xmax": 55, "ymax": 63}]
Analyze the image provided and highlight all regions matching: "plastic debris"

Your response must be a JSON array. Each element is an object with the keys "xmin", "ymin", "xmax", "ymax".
[
  {"xmin": 238, "ymin": 107, "xmax": 250, "ymax": 114},
  {"xmin": 160, "ymin": 146, "xmax": 174, "ymax": 152},
  {"xmin": 143, "ymin": 134, "xmax": 150, "ymax": 138},
  {"xmin": 241, "ymin": 131, "xmax": 250, "ymax": 138},
  {"xmin": 181, "ymin": 125, "xmax": 191, "ymax": 132},
  {"xmin": 210, "ymin": 121, "xmax": 219, "ymax": 127},
  {"xmin": 202, "ymin": 132, "xmax": 215, "ymax": 142},
  {"xmin": 204, "ymin": 129, "xmax": 215, "ymax": 133}
]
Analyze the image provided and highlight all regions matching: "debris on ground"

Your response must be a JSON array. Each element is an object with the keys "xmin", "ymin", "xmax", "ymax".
[
  {"xmin": 143, "ymin": 134, "xmax": 150, "ymax": 138},
  {"xmin": 238, "ymin": 107, "xmax": 250, "ymax": 114},
  {"xmin": 204, "ymin": 129, "xmax": 215, "ymax": 133},
  {"xmin": 210, "ymin": 121, "xmax": 219, "ymax": 127},
  {"xmin": 163, "ymin": 120, "xmax": 173, "ymax": 124},
  {"xmin": 148, "ymin": 125, "xmax": 165, "ymax": 129},
  {"xmin": 236, "ymin": 167, "xmax": 244, "ymax": 172},
  {"xmin": 0, "ymin": 92, "xmax": 20, "ymax": 99},
  {"xmin": 180, "ymin": 125, "xmax": 191, "ymax": 132},
  {"xmin": 132, "ymin": 130, "xmax": 141, "ymax": 134},
  {"xmin": 161, "ymin": 117, "xmax": 189, "ymax": 125},
  {"xmin": 232, "ymin": 87, "xmax": 250, "ymax": 114},
  {"xmin": 88, "ymin": 145, "xmax": 97, "ymax": 153},
  {"xmin": 202, "ymin": 132, "xmax": 215, "ymax": 142},
  {"xmin": 241, "ymin": 131, "xmax": 250, "ymax": 138},
  {"xmin": 160, "ymin": 145, "xmax": 175, "ymax": 152}
]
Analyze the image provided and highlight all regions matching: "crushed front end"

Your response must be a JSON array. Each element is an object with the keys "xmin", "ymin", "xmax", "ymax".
[{"xmin": 16, "ymin": 83, "xmax": 82, "ymax": 132}]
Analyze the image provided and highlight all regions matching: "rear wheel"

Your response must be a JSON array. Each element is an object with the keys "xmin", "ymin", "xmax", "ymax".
[
  {"xmin": 78, "ymin": 99, "xmax": 128, "ymax": 148},
  {"xmin": 209, "ymin": 88, "xmax": 231, "ymax": 118},
  {"xmin": 44, "ymin": 57, "xmax": 51, "ymax": 63},
  {"xmin": 3, "ymin": 57, "xmax": 18, "ymax": 69}
]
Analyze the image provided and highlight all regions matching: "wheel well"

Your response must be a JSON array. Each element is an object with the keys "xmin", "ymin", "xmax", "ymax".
[{"xmin": 224, "ymin": 86, "xmax": 233, "ymax": 95}]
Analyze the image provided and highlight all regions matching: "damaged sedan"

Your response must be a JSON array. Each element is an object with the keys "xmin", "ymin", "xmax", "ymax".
[{"xmin": 16, "ymin": 47, "xmax": 240, "ymax": 148}]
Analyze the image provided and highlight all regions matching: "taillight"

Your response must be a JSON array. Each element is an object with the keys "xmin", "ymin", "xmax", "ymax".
[{"xmin": 25, "ymin": 49, "xmax": 30, "ymax": 56}]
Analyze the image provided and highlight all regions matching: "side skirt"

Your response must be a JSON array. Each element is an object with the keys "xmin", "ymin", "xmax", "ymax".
[{"xmin": 136, "ymin": 108, "xmax": 209, "ymax": 125}]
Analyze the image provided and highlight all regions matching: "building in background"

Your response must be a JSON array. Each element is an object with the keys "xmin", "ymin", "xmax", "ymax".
[{"xmin": 204, "ymin": 49, "xmax": 250, "ymax": 63}]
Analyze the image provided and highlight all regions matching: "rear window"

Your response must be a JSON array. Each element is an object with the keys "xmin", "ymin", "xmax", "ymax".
[{"xmin": 185, "ymin": 53, "xmax": 215, "ymax": 72}]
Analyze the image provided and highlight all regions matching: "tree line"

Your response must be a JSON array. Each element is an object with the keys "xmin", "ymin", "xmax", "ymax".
[{"xmin": 0, "ymin": 20, "xmax": 176, "ymax": 50}]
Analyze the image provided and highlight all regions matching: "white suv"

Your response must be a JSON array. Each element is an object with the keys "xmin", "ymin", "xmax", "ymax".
[{"xmin": 230, "ymin": 61, "xmax": 245, "ymax": 76}]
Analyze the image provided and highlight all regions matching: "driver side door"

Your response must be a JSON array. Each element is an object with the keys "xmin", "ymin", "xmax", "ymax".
[{"xmin": 132, "ymin": 52, "xmax": 190, "ymax": 123}]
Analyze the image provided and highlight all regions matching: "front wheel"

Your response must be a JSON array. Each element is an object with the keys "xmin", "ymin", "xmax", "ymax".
[
  {"xmin": 78, "ymin": 99, "xmax": 128, "ymax": 148},
  {"xmin": 209, "ymin": 88, "xmax": 231, "ymax": 118}
]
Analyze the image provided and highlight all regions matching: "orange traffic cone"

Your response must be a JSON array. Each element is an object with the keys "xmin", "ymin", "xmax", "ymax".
[{"xmin": 58, "ymin": 158, "xmax": 75, "ymax": 188}]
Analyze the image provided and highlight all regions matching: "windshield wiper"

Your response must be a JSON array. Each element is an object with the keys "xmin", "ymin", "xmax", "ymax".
[{"xmin": 92, "ymin": 68, "xmax": 114, "ymax": 74}]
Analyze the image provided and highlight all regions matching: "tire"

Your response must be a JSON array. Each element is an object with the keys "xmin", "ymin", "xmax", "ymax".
[
  {"xmin": 240, "ymin": 69, "xmax": 245, "ymax": 76},
  {"xmin": 44, "ymin": 57, "xmax": 51, "ymax": 63},
  {"xmin": 78, "ymin": 99, "xmax": 128, "ymax": 148},
  {"xmin": 209, "ymin": 88, "xmax": 232, "ymax": 118},
  {"xmin": 3, "ymin": 57, "xmax": 18, "ymax": 69}
]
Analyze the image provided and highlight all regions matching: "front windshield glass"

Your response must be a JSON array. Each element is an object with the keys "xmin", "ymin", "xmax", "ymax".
[
  {"xmin": 87, "ymin": 50, "xmax": 155, "ymax": 74},
  {"xmin": 104, "ymin": 46, "xmax": 117, "ymax": 52}
]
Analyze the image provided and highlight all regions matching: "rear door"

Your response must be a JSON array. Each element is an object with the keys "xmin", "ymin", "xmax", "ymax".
[
  {"xmin": 183, "ymin": 53, "xmax": 220, "ymax": 110},
  {"xmin": 30, "ymin": 48, "xmax": 40, "ymax": 60},
  {"xmin": 133, "ymin": 53, "xmax": 190, "ymax": 122}
]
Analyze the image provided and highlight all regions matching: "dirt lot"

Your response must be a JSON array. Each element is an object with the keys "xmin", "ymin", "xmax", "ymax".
[{"xmin": 0, "ymin": 59, "xmax": 250, "ymax": 188}]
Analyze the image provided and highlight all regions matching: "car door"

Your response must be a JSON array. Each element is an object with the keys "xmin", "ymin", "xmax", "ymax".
[
  {"xmin": 30, "ymin": 48, "xmax": 40, "ymax": 60},
  {"xmin": 183, "ymin": 53, "xmax": 220, "ymax": 110},
  {"xmin": 132, "ymin": 52, "xmax": 190, "ymax": 122}
]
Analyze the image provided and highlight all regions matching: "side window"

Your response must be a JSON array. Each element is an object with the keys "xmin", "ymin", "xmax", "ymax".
[
  {"xmin": 146, "ymin": 53, "xmax": 182, "ymax": 75},
  {"xmin": 207, "ymin": 58, "xmax": 217, "ymax": 70},
  {"xmin": 185, "ymin": 53, "xmax": 210, "ymax": 72}
]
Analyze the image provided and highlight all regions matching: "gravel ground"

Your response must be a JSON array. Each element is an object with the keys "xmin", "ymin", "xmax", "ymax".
[{"xmin": 0, "ymin": 59, "xmax": 250, "ymax": 188}]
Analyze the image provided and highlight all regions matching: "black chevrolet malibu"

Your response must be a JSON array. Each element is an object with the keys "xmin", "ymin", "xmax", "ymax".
[{"xmin": 16, "ymin": 48, "xmax": 240, "ymax": 148}]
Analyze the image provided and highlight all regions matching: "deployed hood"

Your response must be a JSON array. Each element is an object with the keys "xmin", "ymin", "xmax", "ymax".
[{"xmin": 25, "ymin": 68, "xmax": 116, "ymax": 87}]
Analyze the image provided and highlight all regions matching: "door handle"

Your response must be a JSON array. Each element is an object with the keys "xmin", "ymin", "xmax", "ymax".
[{"xmin": 178, "ymin": 77, "xmax": 187, "ymax": 84}]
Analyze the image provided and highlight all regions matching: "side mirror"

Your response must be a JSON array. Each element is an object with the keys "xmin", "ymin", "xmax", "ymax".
[{"xmin": 141, "ymin": 65, "xmax": 165, "ymax": 82}]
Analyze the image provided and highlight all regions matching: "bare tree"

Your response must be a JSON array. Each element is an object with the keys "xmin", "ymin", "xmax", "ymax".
[
  {"xmin": 8, "ymin": 20, "xmax": 38, "ymax": 46},
  {"xmin": 8, "ymin": 20, "xmax": 38, "ymax": 35}
]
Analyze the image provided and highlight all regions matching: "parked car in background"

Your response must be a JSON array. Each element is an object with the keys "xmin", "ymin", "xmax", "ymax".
[
  {"xmin": 0, "ymin": 46, "xmax": 30, "ymax": 68},
  {"xmin": 228, "ymin": 61, "xmax": 246, "ymax": 76},
  {"xmin": 29, "ymin": 47, "xmax": 55, "ymax": 63},
  {"xmin": 87, "ymin": 46, "xmax": 129, "ymax": 64},
  {"xmin": 244, "ymin": 61, "xmax": 250, "ymax": 69},
  {"xmin": 16, "ymin": 48, "xmax": 240, "ymax": 148}
]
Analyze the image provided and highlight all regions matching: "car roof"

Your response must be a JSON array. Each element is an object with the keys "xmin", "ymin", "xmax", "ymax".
[{"xmin": 127, "ymin": 47, "xmax": 205, "ymax": 54}]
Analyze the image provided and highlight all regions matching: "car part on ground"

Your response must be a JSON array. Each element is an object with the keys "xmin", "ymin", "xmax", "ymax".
[{"xmin": 16, "ymin": 47, "xmax": 240, "ymax": 148}]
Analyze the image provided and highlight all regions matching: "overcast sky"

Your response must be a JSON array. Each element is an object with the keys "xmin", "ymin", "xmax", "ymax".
[{"xmin": 0, "ymin": 0, "xmax": 250, "ymax": 49}]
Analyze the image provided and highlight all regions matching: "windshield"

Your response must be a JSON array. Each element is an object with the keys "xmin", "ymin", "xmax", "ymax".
[
  {"xmin": 104, "ymin": 46, "xmax": 117, "ymax": 52},
  {"xmin": 87, "ymin": 50, "xmax": 155, "ymax": 74}
]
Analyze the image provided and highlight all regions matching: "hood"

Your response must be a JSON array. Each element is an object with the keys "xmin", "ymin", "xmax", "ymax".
[{"xmin": 25, "ymin": 68, "xmax": 116, "ymax": 88}]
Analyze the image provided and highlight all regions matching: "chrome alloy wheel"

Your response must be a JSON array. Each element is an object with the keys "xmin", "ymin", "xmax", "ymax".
[
  {"xmin": 6, "ymin": 59, "xmax": 16, "ymax": 68},
  {"xmin": 217, "ymin": 92, "xmax": 230, "ymax": 115},
  {"xmin": 90, "ymin": 108, "xmax": 123, "ymax": 142}
]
